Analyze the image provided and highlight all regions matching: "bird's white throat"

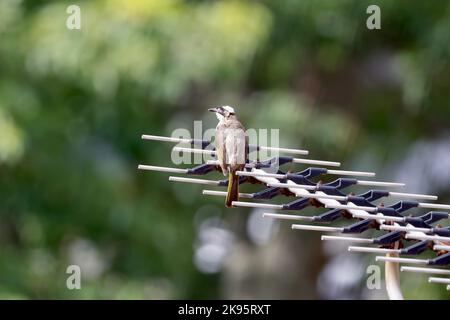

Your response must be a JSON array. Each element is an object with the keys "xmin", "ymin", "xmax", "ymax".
[{"xmin": 215, "ymin": 112, "xmax": 225, "ymax": 122}]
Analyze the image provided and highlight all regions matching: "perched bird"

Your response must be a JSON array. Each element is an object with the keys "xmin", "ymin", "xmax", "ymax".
[{"xmin": 208, "ymin": 106, "xmax": 247, "ymax": 207}]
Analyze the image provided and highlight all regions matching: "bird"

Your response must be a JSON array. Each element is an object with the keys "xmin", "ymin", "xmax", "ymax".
[{"xmin": 208, "ymin": 106, "xmax": 247, "ymax": 207}]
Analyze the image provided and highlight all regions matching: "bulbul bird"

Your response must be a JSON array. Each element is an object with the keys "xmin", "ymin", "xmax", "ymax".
[{"xmin": 208, "ymin": 106, "xmax": 247, "ymax": 207}]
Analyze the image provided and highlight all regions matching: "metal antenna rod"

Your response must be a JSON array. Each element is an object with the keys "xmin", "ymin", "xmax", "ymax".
[
  {"xmin": 321, "ymin": 235, "xmax": 374, "ymax": 243},
  {"xmin": 388, "ymin": 192, "xmax": 437, "ymax": 201},
  {"xmin": 350, "ymin": 212, "xmax": 405, "ymax": 222},
  {"xmin": 379, "ymin": 225, "xmax": 432, "ymax": 233},
  {"xmin": 405, "ymin": 233, "xmax": 450, "ymax": 242},
  {"xmin": 185, "ymin": 168, "xmax": 410, "ymax": 213},
  {"xmin": 401, "ymin": 266, "xmax": 450, "ymax": 275},
  {"xmin": 292, "ymin": 158, "xmax": 341, "ymax": 167},
  {"xmin": 327, "ymin": 169, "xmax": 375, "ymax": 177},
  {"xmin": 433, "ymin": 245, "xmax": 450, "ymax": 251},
  {"xmin": 140, "ymin": 162, "xmax": 258, "ymax": 173},
  {"xmin": 236, "ymin": 169, "xmax": 375, "ymax": 178},
  {"xmin": 138, "ymin": 165, "xmax": 188, "ymax": 174},
  {"xmin": 428, "ymin": 277, "xmax": 450, "ymax": 284},
  {"xmin": 325, "ymin": 202, "xmax": 450, "ymax": 212},
  {"xmin": 231, "ymin": 190, "xmax": 344, "ymax": 201},
  {"xmin": 376, "ymin": 256, "xmax": 429, "ymax": 265},
  {"xmin": 231, "ymin": 168, "xmax": 349, "ymax": 209},
  {"xmin": 142, "ymin": 134, "xmax": 309, "ymax": 155},
  {"xmin": 206, "ymin": 158, "xmax": 341, "ymax": 167},
  {"xmin": 263, "ymin": 212, "xmax": 315, "ymax": 221},
  {"xmin": 232, "ymin": 201, "xmax": 283, "ymax": 210},
  {"xmin": 266, "ymin": 184, "xmax": 436, "ymax": 201},
  {"xmin": 231, "ymin": 193, "xmax": 347, "ymax": 209},
  {"xmin": 258, "ymin": 145, "xmax": 309, "ymax": 155},
  {"xmin": 168, "ymin": 176, "xmax": 221, "ymax": 186},
  {"xmin": 419, "ymin": 203, "xmax": 450, "ymax": 210},
  {"xmin": 202, "ymin": 190, "xmax": 253, "ymax": 198},
  {"xmin": 348, "ymin": 246, "xmax": 401, "ymax": 254},
  {"xmin": 357, "ymin": 180, "xmax": 406, "ymax": 187},
  {"xmin": 173, "ymin": 147, "xmax": 216, "ymax": 155},
  {"xmin": 325, "ymin": 204, "xmax": 377, "ymax": 212},
  {"xmin": 142, "ymin": 134, "xmax": 200, "ymax": 144},
  {"xmin": 291, "ymin": 224, "xmax": 344, "ymax": 232},
  {"xmin": 266, "ymin": 182, "xmax": 317, "ymax": 190}
]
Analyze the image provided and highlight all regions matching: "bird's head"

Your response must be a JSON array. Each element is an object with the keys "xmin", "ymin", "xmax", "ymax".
[{"xmin": 208, "ymin": 105, "xmax": 236, "ymax": 121}]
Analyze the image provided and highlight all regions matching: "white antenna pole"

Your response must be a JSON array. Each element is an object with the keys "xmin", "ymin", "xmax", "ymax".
[
  {"xmin": 325, "ymin": 204, "xmax": 377, "ymax": 212},
  {"xmin": 142, "ymin": 134, "xmax": 309, "ymax": 155},
  {"xmin": 168, "ymin": 176, "xmax": 220, "ymax": 186},
  {"xmin": 428, "ymin": 277, "xmax": 450, "ymax": 284},
  {"xmin": 385, "ymin": 241, "xmax": 404, "ymax": 300},
  {"xmin": 138, "ymin": 165, "xmax": 188, "ymax": 174},
  {"xmin": 263, "ymin": 213, "xmax": 314, "ymax": 221},
  {"xmin": 379, "ymin": 225, "xmax": 432, "ymax": 233},
  {"xmin": 236, "ymin": 169, "xmax": 376, "ymax": 179},
  {"xmin": 202, "ymin": 190, "xmax": 253, "ymax": 198},
  {"xmin": 291, "ymin": 224, "xmax": 344, "ymax": 232},
  {"xmin": 350, "ymin": 212, "xmax": 405, "ymax": 222},
  {"xmin": 231, "ymin": 201, "xmax": 283, "ymax": 210},
  {"xmin": 326, "ymin": 169, "xmax": 375, "ymax": 177},
  {"xmin": 348, "ymin": 246, "xmax": 401, "ymax": 254},
  {"xmin": 389, "ymin": 192, "xmax": 437, "ymax": 201},
  {"xmin": 321, "ymin": 235, "xmax": 374, "ymax": 243},
  {"xmin": 433, "ymin": 245, "xmax": 450, "ymax": 251},
  {"xmin": 291, "ymin": 158, "xmax": 341, "ymax": 167},
  {"xmin": 173, "ymin": 147, "xmax": 216, "ymax": 155},
  {"xmin": 405, "ymin": 233, "xmax": 450, "ymax": 242},
  {"xmin": 207, "ymin": 158, "xmax": 341, "ymax": 167},
  {"xmin": 357, "ymin": 180, "xmax": 405, "ymax": 187},
  {"xmin": 142, "ymin": 134, "xmax": 196, "ymax": 144},
  {"xmin": 401, "ymin": 266, "xmax": 450, "ymax": 275},
  {"xmin": 267, "ymin": 182, "xmax": 317, "ymax": 190},
  {"xmin": 418, "ymin": 203, "xmax": 450, "ymax": 210},
  {"xmin": 257, "ymin": 145, "xmax": 309, "ymax": 155},
  {"xmin": 376, "ymin": 256, "xmax": 429, "ymax": 265}
]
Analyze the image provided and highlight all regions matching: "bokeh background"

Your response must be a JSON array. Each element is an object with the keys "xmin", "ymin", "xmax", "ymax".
[{"xmin": 0, "ymin": 0, "xmax": 449, "ymax": 299}]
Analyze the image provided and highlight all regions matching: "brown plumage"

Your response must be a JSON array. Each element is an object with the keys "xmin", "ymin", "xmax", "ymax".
[{"xmin": 209, "ymin": 106, "xmax": 247, "ymax": 207}]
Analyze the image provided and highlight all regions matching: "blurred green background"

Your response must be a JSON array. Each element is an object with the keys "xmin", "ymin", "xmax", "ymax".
[{"xmin": 0, "ymin": 0, "xmax": 449, "ymax": 299}]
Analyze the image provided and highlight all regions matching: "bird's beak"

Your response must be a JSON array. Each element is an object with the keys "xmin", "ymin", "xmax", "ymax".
[{"xmin": 208, "ymin": 108, "xmax": 218, "ymax": 113}]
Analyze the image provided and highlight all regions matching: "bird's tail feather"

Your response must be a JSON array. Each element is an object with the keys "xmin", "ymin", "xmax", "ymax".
[{"xmin": 226, "ymin": 171, "xmax": 239, "ymax": 207}]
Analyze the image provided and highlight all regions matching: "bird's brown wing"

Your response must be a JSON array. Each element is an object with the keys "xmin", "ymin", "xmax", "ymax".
[
  {"xmin": 225, "ymin": 120, "xmax": 247, "ymax": 172},
  {"xmin": 215, "ymin": 123, "xmax": 228, "ymax": 175}
]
